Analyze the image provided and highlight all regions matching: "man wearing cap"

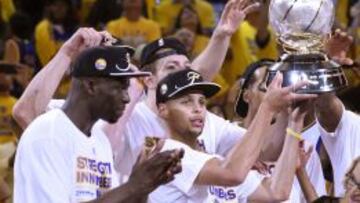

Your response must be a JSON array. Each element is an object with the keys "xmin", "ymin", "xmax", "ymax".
[
  {"xmin": 12, "ymin": 0, "xmax": 261, "ymax": 178},
  {"xmin": 148, "ymin": 68, "xmax": 313, "ymax": 202},
  {"xmin": 14, "ymin": 38, "xmax": 183, "ymax": 202}
]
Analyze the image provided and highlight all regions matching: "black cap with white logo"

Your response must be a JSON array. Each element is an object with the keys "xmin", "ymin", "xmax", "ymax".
[
  {"xmin": 71, "ymin": 46, "xmax": 151, "ymax": 78},
  {"xmin": 140, "ymin": 38, "xmax": 188, "ymax": 67},
  {"xmin": 156, "ymin": 69, "xmax": 221, "ymax": 104}
]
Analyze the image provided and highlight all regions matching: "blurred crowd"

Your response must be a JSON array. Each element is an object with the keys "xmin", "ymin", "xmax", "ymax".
[{"xmin": 0, "ymin": 0, "xmax": 359, "ymax": 202}]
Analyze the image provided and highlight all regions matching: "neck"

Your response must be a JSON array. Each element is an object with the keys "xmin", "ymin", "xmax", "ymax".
[
  {"xmin": 62, "ymin": 94, "xmax": 97, "ymax": 137},
  {"xmin": 303, "ymin": 105, "xmax": 316, "ymax": 130},
  {"xmin": 170, "ymin": 128, "xmax": 198, "ymax": 149},
  {"xmin": 125, "ymin": 13, "xmax": 141, "ymax": 22},
  {"xmin": 145, "ymin": 89, "xmax": 159, "ymax": 114},
  {"xmin": 243, "ymin": 106, "xmax": 257, "ymax": 128}
]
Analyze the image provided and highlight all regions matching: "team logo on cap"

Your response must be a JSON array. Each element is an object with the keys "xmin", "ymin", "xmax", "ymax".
[
  {"xmin": 158, "ymin": 38, "xmax": 165, "ymax": 47},
  {"xmin": 95, "ymin": 58, "xmax": 107, "ymax": 70},
  {"xmin": 187, "ymin": 71, "xmax": 201, "ymax": 84},
  {"xmin": 160, "ymin": 84, "xmax": 168, "ymax": 95}
]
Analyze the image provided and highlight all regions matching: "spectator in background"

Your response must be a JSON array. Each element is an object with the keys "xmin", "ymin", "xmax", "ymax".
[
  {"xmin": 0, "ymin": 0, "xmax": 15, "ymax": 23},
  {"xmin": 106, "ymin": 0, "xmax": 161, "ymax": 48},
  {"xmin": 35, "ymin": 0, "xmax": 78, "ymax": 98},
  {"xmin": 155, "ymin": 0, "xmax": 215, "ymax": 35},
  {"xmin": 85, "ymin": 0, "xmax": 121, "ymax": 29},
  {"xmin": 172, "ymin": 6, "xmax": 229, "ymax": 116},
  {"xmin": 173, "ymin": 5, "xmax": 208, "ymax": 59},
  {"xmin": 3, "ymin": 12, "xmax": 37, "ymax": 98},
  {"xmin": 0, "ymin": 64, "xmax": 21, "ymax": 203},
  {"xmin": 220, "ymin": 0, "xmax": 278, "ymax": 87}
]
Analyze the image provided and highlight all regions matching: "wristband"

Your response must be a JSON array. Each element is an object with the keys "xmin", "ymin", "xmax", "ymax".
[{"xmin": 286, "ymin": 128, "xmax": 303, "ymax": 140}]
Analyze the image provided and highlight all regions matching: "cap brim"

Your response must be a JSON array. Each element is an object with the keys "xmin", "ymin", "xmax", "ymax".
[
  {"xmin": 109, "ymin": 71, "xmax": 152, "ymax": 77},
  {"xmin": 235, "ymin": 91, "xmax": 248, "ymax": 118},
  {"xmin": 169, "ymin": 82, "xmax": 221, "ymax": 99}
]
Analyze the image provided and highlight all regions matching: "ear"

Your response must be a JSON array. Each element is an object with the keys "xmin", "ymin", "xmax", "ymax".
[
  {"xmin": 82, "ymin": 79, "xmax": 97, "ymax": 95},
  {"xmin": 157, "ymin": 103, "xmax": 168, "ymax": 119},
  {"xmin": 243, "ymin": 89, "xmax": 250, "ymax": 103},
  {"xmin": 143, "ymin": 75, "xmax": 157, "ymax": 90}
]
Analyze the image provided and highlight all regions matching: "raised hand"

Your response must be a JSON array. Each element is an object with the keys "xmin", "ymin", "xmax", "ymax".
[
  {"xmin": 263, "ymin": 72, "xmax": 317, "ymax": 113},
  {"xmin": 59, "ymin": 28, "xmax": 115, "ymax": 59},
  {"xmin": 216, "ymin": 0, "xmax": 260, "ymax": 36},
  {"xmin": 128, "ymin": 139, "xmax": 184, "ymax": 195},
  {"xmin": 325, "ymin": 29, "xmax": 354, "ymax": 65}
]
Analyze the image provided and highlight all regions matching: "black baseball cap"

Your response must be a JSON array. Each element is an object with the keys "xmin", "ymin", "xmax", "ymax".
[
  {"xmin": 71, "ymin": 45, "xmax": 151, "ymax": 78},
  {"xmin": 235, "ymin": 59, "xmax": 275, "ymax": 117},
  {"xmin": 140, "ymin": 38, "xmax": 188, "ymax": 67},
  {"xmin": 156, "ymin": 69, "xmax": 221, "ymax": 104}
]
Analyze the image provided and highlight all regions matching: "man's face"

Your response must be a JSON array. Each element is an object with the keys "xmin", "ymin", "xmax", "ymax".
[
  {"xmin": 155, "ymin": 54, "xmax": 191, "ymax": 82},
  {"xmin": 244, "ymin": 67, "xmax": 267, "ymax": 112},
  {"xmin": 89, "ymin": 77, "xmax": 130, "ymax": 124},
  {"xmin": 123, "ymin": 0, "xmax": 142, "ymax": 20},
  {"xmin": 50, "ymin": 0, "xmax": 69, "ymax": 21},
  {"xmin": 160, "ymin": 92, "xmax": 207, "ymax": 138},
  {"xmin": 0, "ymin": 73, "xmax": 12, "ymax": 92}
]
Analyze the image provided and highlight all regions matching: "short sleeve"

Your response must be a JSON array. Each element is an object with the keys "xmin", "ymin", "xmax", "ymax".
[
  {"xmin": 161, "ymin": 139, "xmax": 218, "ymax": 193},
  {"xmin": 14, "ymin": 137, "xmax": 72, "ymax": 203},
  {"xmin": 207, "ymin": 113, "xmax": 246, "ymax": 156}
]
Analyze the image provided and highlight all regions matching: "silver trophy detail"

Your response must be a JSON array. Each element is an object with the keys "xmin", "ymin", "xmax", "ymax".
[{"xmin": 265, "ymin": 0, "xmax": 348, "ymax": 93}]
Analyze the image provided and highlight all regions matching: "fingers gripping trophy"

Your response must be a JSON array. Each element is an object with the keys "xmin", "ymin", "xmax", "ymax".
[{"xmin": 265, "ymin": 0, "xmax": 348, "ymax": 93}]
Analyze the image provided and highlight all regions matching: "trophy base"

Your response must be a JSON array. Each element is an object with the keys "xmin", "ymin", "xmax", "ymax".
[{"xmin": 265, "ymin": 54, "xmax": 348, "ymax": 93}]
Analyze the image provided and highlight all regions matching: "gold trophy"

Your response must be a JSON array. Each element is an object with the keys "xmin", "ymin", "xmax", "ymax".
[{"xmin": 264, "ymin": 0, "xmax": 348, "ymax": 93}]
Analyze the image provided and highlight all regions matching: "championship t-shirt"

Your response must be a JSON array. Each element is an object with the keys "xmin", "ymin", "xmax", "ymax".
[{"xmin": 14, "ymin": 109, "xmax": 119, "ymax": 203}]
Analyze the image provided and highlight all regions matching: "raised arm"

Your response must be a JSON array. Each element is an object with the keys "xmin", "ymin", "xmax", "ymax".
[
  {"xmin": 249, "ymin": 105, "xmax": 309, "ymax": 202},
  {"xmin": 12, "ymin": 28, "xmax": 113, "ymax": 129},
  {"xmin": 192, "ymin": 0, "xmax": 259, "ymax": 81},
  {"xmin": 314, "ymin": 29, "xmax": 354, "ymax": 132},
  {"xmin": 196, "ymin": 73, "xmax": 317, "ymax": 186}
]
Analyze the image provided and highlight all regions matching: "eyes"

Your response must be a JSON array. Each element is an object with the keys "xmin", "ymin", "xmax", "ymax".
[{"xmin": 179, "ymin": 96, "xmax": 206, "ymax": 106}]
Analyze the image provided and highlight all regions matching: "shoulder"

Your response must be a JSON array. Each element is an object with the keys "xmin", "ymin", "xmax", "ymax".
[
  {"xmin": 19, "ymin": 109, "xmax": 66, "ymax": 144},
  {"xmin": 35, "ymin": 19, "xmax": 50, "ymax": 32},
  {"xmin": 106, "ymin": 18, "xmax": 123, "ymax": 27},
  {"xmin": 140, "ymin": 17, "xmax": 160, "ymax": 26}
]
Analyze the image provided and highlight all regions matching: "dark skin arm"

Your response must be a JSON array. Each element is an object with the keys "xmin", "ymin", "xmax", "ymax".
[
  {"xmin": 87, "ymin": 142, "xmax": 184, "ymax": 203},
  {"xmin": 315, "ymin": 30, "xmax": 354, "ymax": 132}
]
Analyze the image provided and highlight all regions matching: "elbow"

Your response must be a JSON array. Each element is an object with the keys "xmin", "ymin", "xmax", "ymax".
[
  {"xmin": 12, "ymin": 102, "xmax": 31, "ymax": 130},
  {"xmin": 271, "ymin": 189, "xmax": 291, "ymax": 202},
  {"xmin": 221, "ymin": 173, "xmax": 246, "ymax": 187}
]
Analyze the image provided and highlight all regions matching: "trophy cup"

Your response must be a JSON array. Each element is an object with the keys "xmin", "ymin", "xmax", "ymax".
[{"xmin": 264, "ymin": 0, "xmax": 348, "ymax": 93}]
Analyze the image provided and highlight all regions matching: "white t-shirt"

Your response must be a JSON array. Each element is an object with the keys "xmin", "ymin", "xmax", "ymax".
[
  {"xmin": 207, "ymin": 124, "xmax": 327, "ymax": 203},
  {"xmin": 148, "ymin": 139, "xmax": 218, "ymax": 203},
  {"xmin": 14, "ymin": 109, "xmax": 119, "ymax": 203},
  {"xmin": 208, "ymin": 171, "xmax": 264, "ymax": 203},
  {"xmin": 318, "ymin": 110, "xmax": 360, "ymax": 196},
  {"xmin": 117, "ymin": 101, "xmax": 246, "ymax": 178}
]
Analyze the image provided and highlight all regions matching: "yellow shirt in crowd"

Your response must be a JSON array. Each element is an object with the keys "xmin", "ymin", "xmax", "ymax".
[
  {"xmin": 78, "ymin": 0, "xmax": 97, "ymax": 23},
  {"xmin": 221, "ymin": 21, "xmax": 278, "ymax": 86},
  {"xmin": 0, "ymin": 95, "xmax": 17, "ymax": 144},
  {"xmin": 0, "ymin": 0, "xmax": 15, "ymax": 23},
  {"xmin": 35, "ymin": 19, "xmax": 63, "ymax": 66},
  {"xmin": 336, "ymin": 0, "xmax": 350, "ymax": 28},
  {"xmin": 107, "ymin": 17, "xmax": 161, "ymax": 47},
  {"xmin": 35, "ymin": 19, "xmax": 71, "ymax": 98},
  {"xmin": 154, "ymin": 0, "xmax": 215, "ymax": 34}
]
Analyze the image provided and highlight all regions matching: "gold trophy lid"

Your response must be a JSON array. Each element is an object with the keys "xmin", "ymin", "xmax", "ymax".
[{"xmin": 269, "ymin": 0, "xmax": 335, "ymax": 54}]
